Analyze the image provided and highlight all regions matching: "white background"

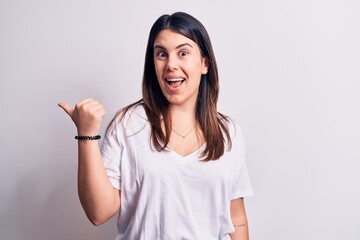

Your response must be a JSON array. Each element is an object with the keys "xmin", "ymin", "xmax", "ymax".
[{"xmin": 1, "ymin": 0, "xmax": 359, "ymax": 239}]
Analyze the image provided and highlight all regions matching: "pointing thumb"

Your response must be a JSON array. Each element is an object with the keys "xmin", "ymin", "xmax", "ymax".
[{"xmin": 58, "ymin": 102, "xmax": 74, "ymax": 118}]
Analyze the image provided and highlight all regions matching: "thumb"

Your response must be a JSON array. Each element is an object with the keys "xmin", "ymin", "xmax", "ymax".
[{"xmin": 58, "ymin": 102, "xmax": 74, "ymax": 118}]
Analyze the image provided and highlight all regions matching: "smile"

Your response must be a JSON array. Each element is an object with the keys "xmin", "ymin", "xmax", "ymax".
[{"xmin": 165, "ymin": 78, "xmax": 185, "ymax": 87}]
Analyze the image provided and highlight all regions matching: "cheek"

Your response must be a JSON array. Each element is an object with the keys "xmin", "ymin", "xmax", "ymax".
[
  {"xmin": 187, "ymin": 62, "xmax": 203, "ymax": 79},
  {"xmin": 157, "ymin": 60, "xmax": 167, "ymax": 69}
]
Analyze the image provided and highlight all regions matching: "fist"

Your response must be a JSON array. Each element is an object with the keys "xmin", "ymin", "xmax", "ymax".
[{"xmin": 58, "ymin": 98, "xmax": 106, "ymax": 136}]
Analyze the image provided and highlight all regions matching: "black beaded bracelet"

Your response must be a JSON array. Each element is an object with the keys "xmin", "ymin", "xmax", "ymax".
[{"xmin": 75, "ymin": 135, "xmax": 101, "ymax": 140}]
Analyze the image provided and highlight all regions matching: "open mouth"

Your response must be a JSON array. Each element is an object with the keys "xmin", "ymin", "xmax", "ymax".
[{"xmin": 166, "ymin": 78, "xmax": 185, "ymax": 88}]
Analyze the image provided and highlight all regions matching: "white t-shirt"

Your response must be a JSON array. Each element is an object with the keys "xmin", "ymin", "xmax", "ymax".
[{"xmin": 101, "ymin": 104, "xmax": 253, "ymax": 240}]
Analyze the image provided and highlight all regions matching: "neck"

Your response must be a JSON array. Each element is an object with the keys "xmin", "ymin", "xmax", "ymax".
[{"xmin": 169, "ymin": 104, "xmax": 196, "ymax": 126}]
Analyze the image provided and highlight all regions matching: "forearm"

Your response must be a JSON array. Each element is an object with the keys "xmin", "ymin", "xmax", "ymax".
[
  {"xmin": 77, "ymin": 140, "xmax": 120, "ymax": 225},
  {"xmin": 230, "ymin": 215, "xmax": 249, "ymax": 240},
  {"xmin": 229, "ymin": 215, "xmax": 249, "ymax": 240}
]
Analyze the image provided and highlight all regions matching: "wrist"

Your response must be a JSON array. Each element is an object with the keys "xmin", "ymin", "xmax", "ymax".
[{"xmin": 77, "ymin": 129, "xmax": 100, "ymax": 136}]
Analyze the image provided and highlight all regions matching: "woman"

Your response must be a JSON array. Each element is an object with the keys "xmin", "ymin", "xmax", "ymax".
[{"xmin": 59, "ymin": 12, "xmax": 253, "ymax": 240}]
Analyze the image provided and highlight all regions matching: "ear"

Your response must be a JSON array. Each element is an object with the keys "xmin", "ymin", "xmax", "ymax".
[{"xmin": 201, "ymin": 58, "xmax": 209, "ymax": 75}]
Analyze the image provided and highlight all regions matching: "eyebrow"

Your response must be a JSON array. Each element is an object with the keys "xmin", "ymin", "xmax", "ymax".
[{"xmin": 154, "ymin": 43, "xmax": 193, "ymax": 50}]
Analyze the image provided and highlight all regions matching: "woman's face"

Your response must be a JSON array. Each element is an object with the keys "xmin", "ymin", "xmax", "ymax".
[{"xmin": 153, "ymin": 29, "xmax": 208, "ymax": 109}]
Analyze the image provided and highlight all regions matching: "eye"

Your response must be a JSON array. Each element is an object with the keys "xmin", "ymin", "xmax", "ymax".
[
  {"xmin": 155, "ymin": 51, "xmax": 168, "ymax": 59},
  {"xmin": 179, "ymin": 51, "xmax": 189, "ymax": 57}
]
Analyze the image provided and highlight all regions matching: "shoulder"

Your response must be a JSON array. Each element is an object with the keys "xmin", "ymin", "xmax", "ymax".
[
  {"xmin": 218, "ymin": 114, "xmax": 246, "ymax": 154},
  {"xmin": 218, "ymin": 113, "xmax": 244, "ymax": 142},
  {"xmin": 121, "ymin": 103, "xmax": 148, "ymax": 126},
  {"xmin": 106, "ymin": 103, "xmax": 149, "ymax": 138},
  {"xmin": 228, "ymin": 118, "xmax": 244, "ymax": 142}
]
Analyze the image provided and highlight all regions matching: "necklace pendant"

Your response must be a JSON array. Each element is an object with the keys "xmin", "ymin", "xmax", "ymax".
[{"xmin": 172, "ymin": 123, "xmax": 197, "ymax": 140}]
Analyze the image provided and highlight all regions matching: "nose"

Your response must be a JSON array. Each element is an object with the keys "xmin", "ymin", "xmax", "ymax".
[{"xmin": 166, "ymin": 54, "xmax": 178, "ymax": 71}]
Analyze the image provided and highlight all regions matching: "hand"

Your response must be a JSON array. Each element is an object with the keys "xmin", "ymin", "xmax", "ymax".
[{"xmin": 58, "ymin": 98, "xmax": 106, "ymax": 136}]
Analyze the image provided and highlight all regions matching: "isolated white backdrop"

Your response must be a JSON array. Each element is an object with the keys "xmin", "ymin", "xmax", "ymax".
[{"xmin": 1, "ymin": 0, "xmax": 359, "ymax": 239}]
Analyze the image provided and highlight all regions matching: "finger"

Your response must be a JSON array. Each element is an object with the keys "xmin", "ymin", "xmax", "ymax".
[
  {"xmin": 97, "ymin": 107, "xmax": 107, "ymax": 117},
  {"xmin": 77, "ymin": 98, "xmax": 94, "ymax": 106},
  {"xmin": 82, "ymin": 99, "xmax": 99, "ymax": 108},
  {"xmin": 82, "ymin": 100, "xmax": 105, "ymax": 112},
  {"xmin": 91, "ymin": 102, "xmax": 105, "ymax": 111},
  {"xmin": 58, "ymin": 102, "xmax": 74, "ymax": 118},
  {"xmin": 78, "ymin": 98, "xmax": 103, "ymax": 111},
  {"xmin": 86, "ymin": 102, "xmax": 106, "ymax": 117}
]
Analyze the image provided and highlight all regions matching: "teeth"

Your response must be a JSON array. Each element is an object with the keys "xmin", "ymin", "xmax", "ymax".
[{"xmin": 166, "ymin": 78, "xmax": 185, "ymax": 82}]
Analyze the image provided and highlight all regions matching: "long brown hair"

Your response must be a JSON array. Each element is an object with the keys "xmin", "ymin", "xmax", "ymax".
[{"xmin": 108, "ymin": 12, "xmax": 232, "ymax": 161}]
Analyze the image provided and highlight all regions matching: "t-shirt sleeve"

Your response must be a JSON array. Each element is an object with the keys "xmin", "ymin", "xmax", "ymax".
[
  {"xmin": 230, "ymin": 122, "xmax": 254, "ymax": 199},
  {"xmin": 101, "ymin": 122, "xmax": 123, "ymax": 190}
]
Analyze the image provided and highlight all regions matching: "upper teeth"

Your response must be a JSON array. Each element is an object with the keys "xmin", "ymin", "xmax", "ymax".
[{"xmin": 166, "ymin": 78, "xmax": 184, "ymax": 82}]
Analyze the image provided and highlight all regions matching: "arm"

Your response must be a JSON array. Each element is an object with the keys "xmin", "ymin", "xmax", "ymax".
[
  {"xmin": 59, "ymin": 98, "xmax": 120, "ymax": 225},
  {"xmin": 229, "ymin": 198, "xmax": 249, "ymax": 240}
]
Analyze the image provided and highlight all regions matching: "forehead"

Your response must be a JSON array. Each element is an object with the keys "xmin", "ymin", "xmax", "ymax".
[{"xmin": 154, "ymin": 29, "xmax": 197, "ymax": 48}]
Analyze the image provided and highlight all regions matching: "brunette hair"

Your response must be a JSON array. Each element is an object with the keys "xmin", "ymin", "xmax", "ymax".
[{"xmin": 109, "ymin": 12, "xmax": 231, "ymax": 161}]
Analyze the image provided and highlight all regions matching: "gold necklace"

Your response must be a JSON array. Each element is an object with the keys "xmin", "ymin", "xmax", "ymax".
[{"xmin": 172, "ymin": 124, "xmax": 196, "ymax": 140}]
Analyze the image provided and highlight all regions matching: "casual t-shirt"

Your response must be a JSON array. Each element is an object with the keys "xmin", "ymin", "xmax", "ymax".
[{"xmin": 101, "ymin": 104, "xmax": 253, "ymax": 240}]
